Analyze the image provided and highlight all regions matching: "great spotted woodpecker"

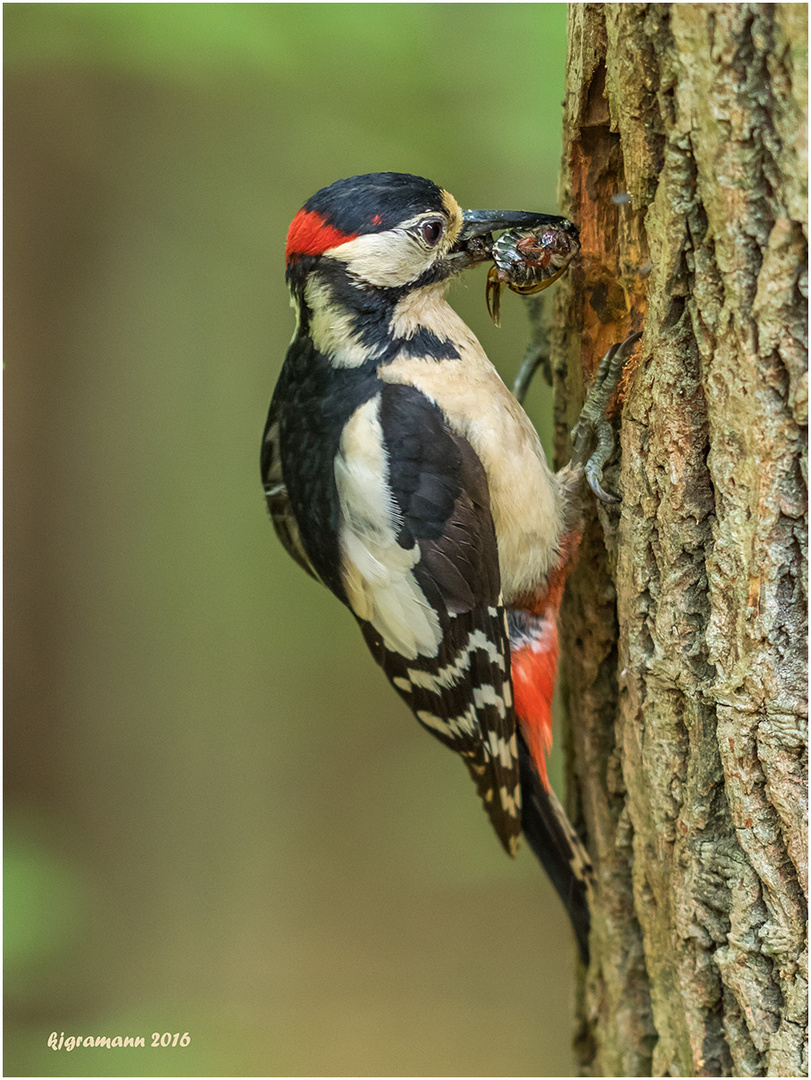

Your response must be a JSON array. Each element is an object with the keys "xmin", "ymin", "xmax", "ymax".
[{"xmin": 262, "ymin": 172, "xmax": 639, "ymax": 963}]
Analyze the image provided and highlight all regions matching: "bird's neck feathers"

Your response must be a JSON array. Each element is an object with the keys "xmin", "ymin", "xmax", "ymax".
[{"xmin": 291, "ymin": 264, "xmax": 464, "ymax": 370}]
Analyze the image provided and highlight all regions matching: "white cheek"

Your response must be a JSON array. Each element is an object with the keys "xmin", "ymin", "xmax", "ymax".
[{"xmin": 332, "ymin": 232, "xmax": 430, "ymax": 288}]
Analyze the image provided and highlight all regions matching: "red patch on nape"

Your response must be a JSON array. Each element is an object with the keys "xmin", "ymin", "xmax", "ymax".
[
  {"xmin": 371, "ymin": 213, "xmax": 383, "ymax": 225},
  {"xmin": 285, "ymin": 208, "xmax": 358, "ymax": 262}
]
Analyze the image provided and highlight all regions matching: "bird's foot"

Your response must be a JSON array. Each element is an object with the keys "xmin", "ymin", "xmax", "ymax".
[{"xmin": 570, "ymin": 331, "xmax": 643, "ymax": 503}]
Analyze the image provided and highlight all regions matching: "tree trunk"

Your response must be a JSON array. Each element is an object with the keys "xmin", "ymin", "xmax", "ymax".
[{"xmin": 550, "ymin": 5, "xmax": 808, "ymax": 1075}]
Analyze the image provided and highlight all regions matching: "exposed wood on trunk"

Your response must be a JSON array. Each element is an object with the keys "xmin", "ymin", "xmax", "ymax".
[{"xmin": 550, "ymin": 5, "xmax": 808, "ymax": 1075}]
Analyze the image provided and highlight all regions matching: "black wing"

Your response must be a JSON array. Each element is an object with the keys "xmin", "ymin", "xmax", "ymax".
[
  {"xmin": 261, "ymin": 390, "xmax": 321, "ymax": 582},
  {"xmin": 349, "ymin": 382, "xmax": 521, "ymax": 853}
]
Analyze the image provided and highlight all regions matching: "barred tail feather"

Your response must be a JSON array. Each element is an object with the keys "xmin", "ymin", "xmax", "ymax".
[{"xmin": 518, "ymin": 734, "xmax": 592, "ymax": 965}]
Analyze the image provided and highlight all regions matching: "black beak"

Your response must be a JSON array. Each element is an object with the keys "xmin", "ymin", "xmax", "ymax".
[{"xmin": 457, "ymin": 208, "xmax": 574, "ymax": 243}]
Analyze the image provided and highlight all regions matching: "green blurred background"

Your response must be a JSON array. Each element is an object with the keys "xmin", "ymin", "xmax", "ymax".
[{"xmin": 5, "ymin": 4, "xmax": 577, "ymax": 1075}]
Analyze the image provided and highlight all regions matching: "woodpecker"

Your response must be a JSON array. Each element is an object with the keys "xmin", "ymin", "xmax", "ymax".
[{"xmin": 262, "ymin": 172, "xmax": 639, "ymax": 963}]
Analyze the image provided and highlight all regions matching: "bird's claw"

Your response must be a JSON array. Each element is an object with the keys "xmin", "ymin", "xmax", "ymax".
[
  {"xmin": 581, "ymin": 422, "xmax": 618, "ymax": 503},
  {"xmin": 570, "ymin": 331, "xmax": 643, "ymax": 503}
]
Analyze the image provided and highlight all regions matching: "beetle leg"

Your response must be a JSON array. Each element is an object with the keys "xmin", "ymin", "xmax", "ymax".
[{"xmin": 486, "ymin": 265, "xmax": 503, "ymax": 327}]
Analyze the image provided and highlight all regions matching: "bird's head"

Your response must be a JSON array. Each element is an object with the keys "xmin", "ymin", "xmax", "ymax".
[
  {"xmin": 285, "ymin": 171, "xmax": 572, "ymax": 290},
  {"xmin": 283, "ymin": 172, "xmax": 568, "ymax": 362}
]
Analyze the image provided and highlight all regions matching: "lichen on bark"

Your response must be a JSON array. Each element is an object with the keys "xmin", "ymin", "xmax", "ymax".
[{"xmin": 551, "ymin": 5, "xmax": 808, "ymax": 1075}]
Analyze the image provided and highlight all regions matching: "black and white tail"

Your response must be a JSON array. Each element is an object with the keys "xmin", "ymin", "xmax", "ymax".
[{"xmin": 518, "ymin": 733, "xmax": 592, "ymax": 964}]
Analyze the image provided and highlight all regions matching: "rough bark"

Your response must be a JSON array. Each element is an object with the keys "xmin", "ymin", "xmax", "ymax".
[{"xmin": 550, "ymin": 5, "xmax": 808, "ymax": 1075}]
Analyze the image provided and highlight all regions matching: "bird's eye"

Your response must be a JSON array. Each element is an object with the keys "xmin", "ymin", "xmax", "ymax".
[{"xmin": 420, "ymin": 220, "xmax": 444, "ymax": 246}]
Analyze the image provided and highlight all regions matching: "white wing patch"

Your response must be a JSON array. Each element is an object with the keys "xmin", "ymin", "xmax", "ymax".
[{"xmin": 335, "ymin": 395, "xmax": 442, "ymax": 660}]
